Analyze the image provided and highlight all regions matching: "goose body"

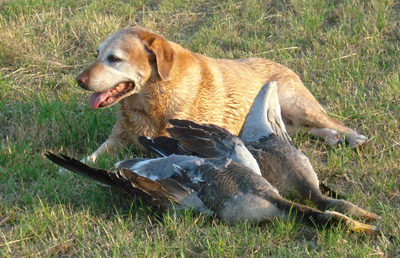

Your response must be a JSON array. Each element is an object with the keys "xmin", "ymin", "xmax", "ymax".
[
  {"xmin": 139, "ymin": 82, "xmax": 379, "ymax": 221},
  {"xmin": 46, "ymin": 152, "xmax": 377, "ymax": 232}
]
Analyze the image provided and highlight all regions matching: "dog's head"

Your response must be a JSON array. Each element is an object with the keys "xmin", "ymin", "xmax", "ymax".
[{"xmin": 76, "ymin": 26, "xmax": 174, "ymax": 109}]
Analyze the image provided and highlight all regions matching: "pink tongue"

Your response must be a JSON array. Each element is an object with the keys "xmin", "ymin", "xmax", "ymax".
[{"xmin": 88, "ymin": 91, "xmax": 110, "ymax": 109}]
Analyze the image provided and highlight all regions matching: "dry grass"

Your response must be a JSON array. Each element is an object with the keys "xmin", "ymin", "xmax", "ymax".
[{"xmin": 1, "ymin": 0, "xmax": 399, "ymax": 257}]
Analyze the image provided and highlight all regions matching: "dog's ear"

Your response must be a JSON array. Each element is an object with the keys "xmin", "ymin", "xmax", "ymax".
[{"xmin": 139, "ymin": 31, "xmax": 174, "ymax": 81}]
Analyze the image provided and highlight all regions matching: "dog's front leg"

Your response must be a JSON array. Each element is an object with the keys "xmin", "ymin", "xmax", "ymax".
[{"xmin": 85, "ymin": 137, "xmax": 122, "ymax": 163}]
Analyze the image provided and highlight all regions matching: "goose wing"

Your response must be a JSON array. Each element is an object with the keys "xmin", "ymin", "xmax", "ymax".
[
  {"xmin": 164, "ymin": 119, "xmax": 262, "ymax": 175},
  {"xmin": 167, "ymin": 119, "xmax": 241, "ymax": 159},
  {"xmin": 46, "ymin": 152, "xmax": 212, "ymax": 213},
  {"xmin": 239, "ymin": 81, "xmax": 291, "ymax": 144},
  {"xmin": 138, "ymin": 136, "xmax": 184, "ymax": 157},
  {"xmin": 45, "ymin": 152, "xmax": 117, "ymax": 187},
  {"xmin": 138, "ymin": 119, "xmax": 261, "ymax": 175}
]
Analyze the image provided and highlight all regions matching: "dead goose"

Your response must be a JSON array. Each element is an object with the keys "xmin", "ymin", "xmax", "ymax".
[
  {"xmin": 45, "ymin": 152, "xmax": 378, "ymax": 233},
  {"xmin": 140, "ymin": 82, "xmax": 379, "ymax": 221}
]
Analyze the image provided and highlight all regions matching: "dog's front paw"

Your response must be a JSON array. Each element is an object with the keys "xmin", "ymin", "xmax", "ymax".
[{"xmin": 58, "ymin": 167, "xmax": 67, "ymax": 175}]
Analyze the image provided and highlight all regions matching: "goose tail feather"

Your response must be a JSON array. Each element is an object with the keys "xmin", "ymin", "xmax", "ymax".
[{"xmin": 45, "ymin": 152, "xmax": 117, "ymax": 187}]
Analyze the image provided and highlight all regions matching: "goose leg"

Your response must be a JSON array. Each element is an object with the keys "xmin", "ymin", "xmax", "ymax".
[{"xmin": 266, "ymin": 192, "xmax": 379, "ymax": 233}]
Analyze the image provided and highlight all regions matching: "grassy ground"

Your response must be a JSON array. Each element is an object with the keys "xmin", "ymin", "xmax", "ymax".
[{"xmin": 1, "ymin": 0, "xmax": 399, "ymax": 256}]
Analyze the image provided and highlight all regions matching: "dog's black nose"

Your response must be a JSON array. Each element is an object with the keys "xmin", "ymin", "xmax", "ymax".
[{"xmin": 76, "ymin": 73, "xmax": 88, "ymax": 88}]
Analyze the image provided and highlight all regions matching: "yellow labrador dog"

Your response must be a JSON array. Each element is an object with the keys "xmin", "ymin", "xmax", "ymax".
[{"xmin": 76, "ymin": 26, "xmax": 367, "ymax": 163}]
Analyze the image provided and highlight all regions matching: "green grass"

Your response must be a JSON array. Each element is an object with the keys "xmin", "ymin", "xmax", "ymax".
[{"xmin": 1, "ymin": 0, "xmax": 399, "ymax": 256}]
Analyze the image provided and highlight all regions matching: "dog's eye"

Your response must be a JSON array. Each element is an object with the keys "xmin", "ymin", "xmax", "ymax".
[{"xmin": 108, "ymin": 55, "xmax": 122, "ymax": 63}]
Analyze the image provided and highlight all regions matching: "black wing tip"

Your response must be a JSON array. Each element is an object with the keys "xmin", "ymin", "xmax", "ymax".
[
  {"xmin": 44, "ymin": 151, "xmax": 67, "ymax": 164},
  {"xmin": 45, "ymin": 151, "xmax": 81, "ymax": 165},
  {"xmin": 44, "ymin": 151, "xmax": 118, "ymax": 187},
  {"xmin": 138, "ymin": 135, "xmax": 152, "ymax": 145},
  {"xmin": 168, "ymin": 119, "xmax": 233, "ymax": 140},
  {"xmin": 169, "ymin": 119, "xmax": 231, "ymax": 134},
  {"xmin": 44, "ymin": 150, "xmax": 56, "ymax": 158},
  {"xmin": 168, "ymin": 119, "xmax": 197, "ymax": 128},
  {"xmin": 138, "ymin": 135, "xmax": 181, "ymax": 157}
]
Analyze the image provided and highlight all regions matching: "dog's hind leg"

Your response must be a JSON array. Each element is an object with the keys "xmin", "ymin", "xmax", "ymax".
[
  {"xmin": 285, "ymin": 124, "xmax": 344, "ymax": 146},
  {"xmin": 280, "ymin": 94, "xmax": 367, "ymax": 148}
]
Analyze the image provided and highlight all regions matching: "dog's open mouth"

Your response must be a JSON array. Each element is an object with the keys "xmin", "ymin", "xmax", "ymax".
[{"xmin": 88, "ymin": 82, "xmax": 135, "ymax": 109}]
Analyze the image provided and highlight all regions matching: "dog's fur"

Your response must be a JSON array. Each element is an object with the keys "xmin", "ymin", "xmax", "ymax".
[{"xmin": 76, "ymin": 26, "xmax": 367, "ymax": 162}]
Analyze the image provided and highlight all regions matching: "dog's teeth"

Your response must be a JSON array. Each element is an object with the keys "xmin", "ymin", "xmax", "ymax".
[{"xmin": 115, "ymin": 84, "xmax": 121, "ymax": 90}]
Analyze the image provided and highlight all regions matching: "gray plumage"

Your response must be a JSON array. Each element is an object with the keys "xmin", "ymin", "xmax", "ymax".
[
  {"xmin": 239, "ymin": 81, "xmax": 291, "ymax": 144},
  {"xmin": 45, "ymin": 152, "xmax": 378, "ymax": 232}
]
